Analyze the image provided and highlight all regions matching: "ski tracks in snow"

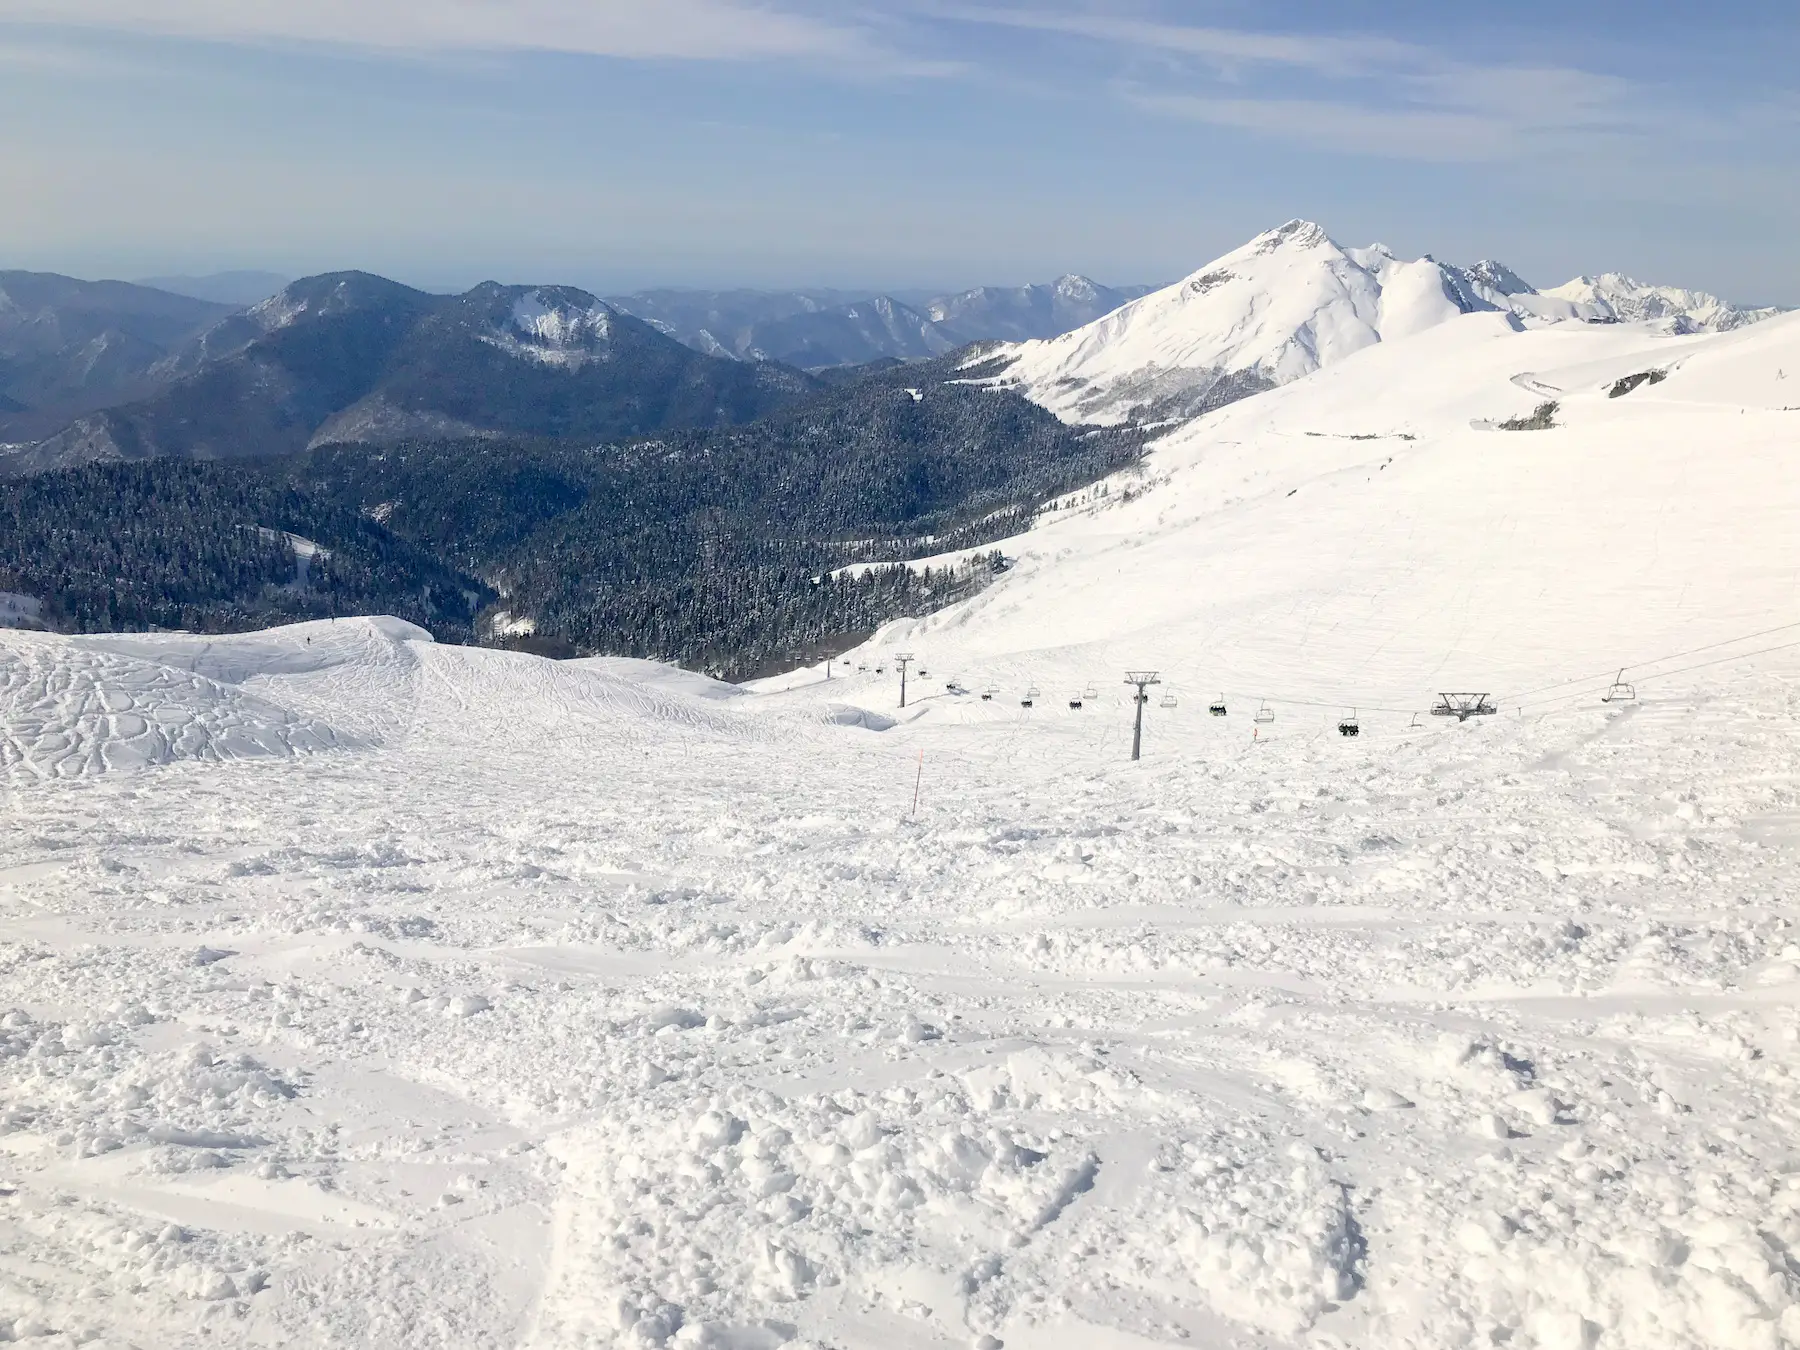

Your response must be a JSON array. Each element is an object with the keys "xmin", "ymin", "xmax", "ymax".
[{"xmin": 0, "ymin": 629, "xmax": 1797, "ymax": 1347}]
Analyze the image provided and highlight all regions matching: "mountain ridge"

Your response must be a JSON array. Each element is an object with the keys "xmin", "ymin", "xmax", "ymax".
[
  {"xmin": 0, "ymin": 271, "xmax": 237, "ymax": 442},
  {"xmin": 604, "ymin": 275, "xmax": 1154, "ymax": 369},
  {"xmin": 976, "ymin": 220, "xmax": 1787, "ymax": 425},
  {"xmin": 4, "ymin": 274, "xmax": 818, "ymax": 475}
]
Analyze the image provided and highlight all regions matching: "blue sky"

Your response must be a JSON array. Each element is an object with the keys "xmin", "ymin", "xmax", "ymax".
[{"xmin": 1, "ymin": 2, "xmax": 1795, "ymax": 302}]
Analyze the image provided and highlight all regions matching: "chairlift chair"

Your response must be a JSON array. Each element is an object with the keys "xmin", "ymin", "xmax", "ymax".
[
  {"xmin": 1069, "ymin": 695, "xmax": 1084, "ymax": 710},
  {"xmin": 1254, "ymin": 701, "xmax": 1275, "ymax": 725},
  {"xmin": 1022, "ymin": 684, "xmax": 1039, "ymax": 709},
  {"xmin": 981, "ymin": 685, "xmax": 995, "ymax": 702},
  {"xmin": 1160, "ymin": 692, "xmax": 1178, "ymax": 709},
  {"xmin": 1083, "ymin": 683, "xmax": 1098, "ymax": 699},
  {"xmin": 1338, "ymin": 709, "xmax": 1361, "ymax": 737},
  {"xmin": 1208, "ymin": 694, "xmax": 1228, "ymax": 717},
  {"xmin": 1602, "ymin": 669, "xmax": 1636, "ymax": 703}
]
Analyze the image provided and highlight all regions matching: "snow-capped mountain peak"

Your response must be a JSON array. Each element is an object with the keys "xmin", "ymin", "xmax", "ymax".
[
  {"xmin": 977, "ymin": 220, "xmax": 1472, "ymax": 424},
  {"xmin": 1543, "ymin": 273, "xmax": 1784, "ymax": 333},
  {"xmin": 1252, "ymin": 218, "xmax": 1332, "ymax": 253},
  {"xmin": 977, "ymin": 221, "xmax": 1788, "ymax": 426},
  {"xmin": 1462, "ymin": 259, "xmax": 1535, "ymax": 296}
]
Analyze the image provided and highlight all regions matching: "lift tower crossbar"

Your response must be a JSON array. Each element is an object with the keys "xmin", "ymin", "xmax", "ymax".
[{"xmin": 1123, "ymin": 670, "xmax": 1162, "ymax": 761}]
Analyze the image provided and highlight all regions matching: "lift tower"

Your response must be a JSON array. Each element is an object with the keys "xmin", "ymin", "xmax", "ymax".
[{"xmin": 1123, "ymin": 670, "xmax": 1162, "ymax": 761}]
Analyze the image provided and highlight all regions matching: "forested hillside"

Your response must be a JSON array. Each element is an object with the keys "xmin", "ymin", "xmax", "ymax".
[
  {"xmin": 287, "ymin": 362, "xmax": 1143, "ymax": 676},
  {"xmin": 0, "ymin": 461, "xmax": 488, "ymax": 638},
  {"xmin": 0, "ymin": 363, "xmax": 1141, "ymax": 677}
]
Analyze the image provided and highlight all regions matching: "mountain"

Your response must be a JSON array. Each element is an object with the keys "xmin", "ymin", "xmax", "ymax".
[
  {"xmin": 601, "ymin": 288, "xmax": 884, "ymax": 359},
  {"xmin": 0, "ymin": 272, "xmax": 237, "ymax": 442},
  {"xmin": 977, "ymin": 220, "xmax": 1787, "ymax": 425},
  {"xmin": 605, "ymin": 276, "xmax": 1155, "ymax": 370},
  {"xmin": 925, "ymin": 275, "xmax": 1156, "ymax": 342},
  {"xmin": 5, "ymin": 273, "xmax": 817, "ymax": 474},
  {"xmin": 1540, "ymin": 273, "xmax": 1785, "ymax": 332},
  {"xmin": 134, "ymin": 270, "xmax": 293, "ymax": 307},
  {"xmin": 976, "ymin": 220, "xmax": 1478, "ymax": 424},
  {"xmin": 737, "ymin": 296, "xmax": 956, "ymax": 366}
]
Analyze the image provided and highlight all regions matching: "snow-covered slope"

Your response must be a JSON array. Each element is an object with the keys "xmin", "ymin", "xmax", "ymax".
[
  {"xmin": 862, "ymin": 308, "xmax": 1800, "ymax": 718},
  {"xmin": 980, "ymin": 221, "xmax": 1786, "ymax": 426},
  {"xmin": 978, "ymin": 219, "xmax": 1477, "ymax": 424}
]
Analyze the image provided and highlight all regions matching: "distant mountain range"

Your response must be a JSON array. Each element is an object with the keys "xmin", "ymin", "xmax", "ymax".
[
  {"xmin": 4, "ymin": 273, "xmax": 816, "ymax": 474},
  {"xmin": 2, "ymin": 239, "xmax": 1784, "ymax": 475},
  {"xmin": 0, "ymin": 272, "xmax": 237, "ymax": 442},
  {"xmin": 0, "ymin": 269, "xmax": 1157, "ymax": 474},
  {"xmin": 978, "ymin": 220, "xmax": 1789, "ymax": 425},
  {"xmin": 603, "ymin": 276, "xmax": 1156, "ymax": 368}
]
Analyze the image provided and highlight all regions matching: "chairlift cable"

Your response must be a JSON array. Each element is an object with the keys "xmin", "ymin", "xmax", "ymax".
[
  {"xmin": 1516, "ymin": 638, "xmax": 1800, "ymax": 711},
  {"xmin": 1498, "ymin": 618, "xmax": 1800, "ymax": 701}
]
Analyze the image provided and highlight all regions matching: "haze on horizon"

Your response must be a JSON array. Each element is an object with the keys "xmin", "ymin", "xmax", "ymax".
[{"xmin": 1, "ymin": 1, "xmax": 1796, "ymax": 304}]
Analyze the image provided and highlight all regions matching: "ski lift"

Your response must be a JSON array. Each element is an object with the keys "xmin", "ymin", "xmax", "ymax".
[
  {"xmin": 1022, "ymin": 684, "xmax": 1039, "ymax": 709},
  {"xmin": 981, "ymin": 685, "xmax": 995, "ymax": 702},
  {"xmin": 1160, "ymin": 691, "xmax": 1178, "ymax": 709},
  {"xmin": 1431, "ymin": 693, "xmax": 1498, "ymax": 723},
  {"xmin": 1254, "ymin": 701, "xmax": 1275, "ymax": 725},
  {"xmin": 1208, "ymin": 694, "xmax": 1228, "ymax": 717},
  {"xmin": 1069, "ymin": 695, "xmax": 1084, "ymax": 709},
  {"xmin": 1409, "ymin": 711, "xmax": 1422, "ymax": 729},
  {"xmin": 1083, "ymin": 682, "xmax": 1098, "ymax": 699},
  {"xmin": 1338, "ymin": 709, "xmax": 1361, "ymax": 737},
  {"xmin": 918, "ymin": 668, "xmax": 929, "ymax": 677},
  {"xmin": 1602, "ymin": 668, "xmax": 1636, "ymax": 703}
]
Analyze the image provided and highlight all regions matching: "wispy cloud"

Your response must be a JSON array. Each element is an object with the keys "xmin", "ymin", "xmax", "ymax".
[
  {"xmin": 941, "ymin": 6, "xmax": 1425, "ymax": 78},
  {"xmin": 1125, "ymin": 93, "xmax": 1501, "ymax": 162},
  {"xmin": 0, "ymin": 0, "xmax": 894, "ymax": 65},
  {"xmin": 945, "ymin": 4, "xmax": 1658, "ymax": 162}
]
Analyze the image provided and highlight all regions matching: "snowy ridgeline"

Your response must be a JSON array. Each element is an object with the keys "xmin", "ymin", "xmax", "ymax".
[
  {"xmin": 1, "ymin": 303, "xmax": 1800, "ymax": 1349},
  {"xmin": 978, "ymin": 219, "xmax": 1790, "ymax": 426}
]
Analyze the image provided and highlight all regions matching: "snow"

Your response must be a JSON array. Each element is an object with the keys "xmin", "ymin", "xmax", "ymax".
[
  {"xmin": 978, "ymin": 220, "xmax": 1472, "ymax": 425},
  {"xmin": 481, "ymin": 291, "xmax": 616, "ymax": 369},
  {"xmin": 0, "ymin": 593, "xmax": 41, "ymax": 629},
  {"xmin": 3, "ymin": 310, "xmax": 1800, "ymax": 1348},
  {"xmin": 978, "ymin": 220, "xmax": 1785, "ymax": 426},
  {"xmin": 1545, "ymin": 274, "xmax": 1788, "ymax": 333}
]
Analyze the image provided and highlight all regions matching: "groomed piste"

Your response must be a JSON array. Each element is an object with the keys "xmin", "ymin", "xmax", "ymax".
[{"xmin": 2, "ymin": 306, "xmax": 1799, "ymax": 1349}]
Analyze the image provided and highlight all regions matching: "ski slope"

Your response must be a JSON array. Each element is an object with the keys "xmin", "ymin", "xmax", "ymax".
[
  {"xmin": 862, "ymin": 310, "xmax": 1800, "ymax": 722},
  {"xmin": 1, "ymin": 311, "xmax": 1799, "ymax": 1349}
]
